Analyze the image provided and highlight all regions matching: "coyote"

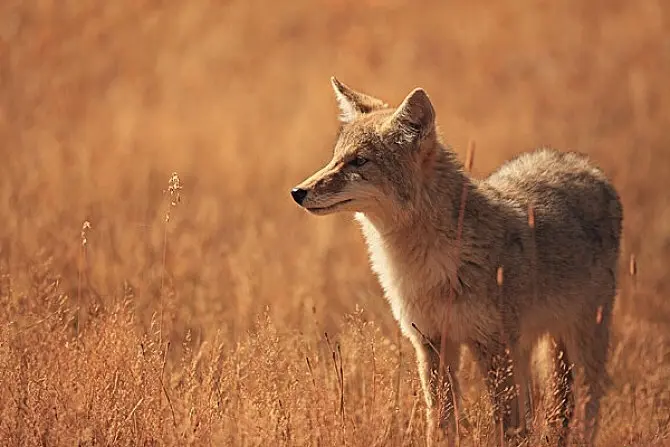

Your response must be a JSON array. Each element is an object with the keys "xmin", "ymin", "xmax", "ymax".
[{"xmin": 291, "ymin": 77, "xmax": 622, "ymax": 446}]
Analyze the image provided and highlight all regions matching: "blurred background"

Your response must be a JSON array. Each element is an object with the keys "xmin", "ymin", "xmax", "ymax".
[{"xmin": 1, "ymin": 0, "xmax": 669, "ymax": 343}]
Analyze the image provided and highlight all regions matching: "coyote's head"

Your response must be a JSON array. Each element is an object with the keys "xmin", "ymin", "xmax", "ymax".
[{"xmin": 291, "ymin": 77, "xmax": 439, "ymax": 220}]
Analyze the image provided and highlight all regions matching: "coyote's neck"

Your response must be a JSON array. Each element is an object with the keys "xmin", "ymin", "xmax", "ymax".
[
  {"xmin": 363, "ymin": 147, "xmax": 473, "ymax": 239},
  {"xmin": 355, "ymin": 147, "xmax": 483, "ymax": 301}
]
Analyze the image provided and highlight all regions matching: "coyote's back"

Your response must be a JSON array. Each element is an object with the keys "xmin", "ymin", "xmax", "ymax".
[
  {"xmin": 486, "ymin": 147, "xmax": 622, "ymax": 260},
  {"xmin": 482, "ymin": 148, "xmax": 622, "ymax": 344}
]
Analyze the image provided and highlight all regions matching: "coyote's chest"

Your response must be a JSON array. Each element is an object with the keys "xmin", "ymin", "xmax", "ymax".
[{"xmin": 355, "ymin": 214, "xmax": 472, "ymax": 341}]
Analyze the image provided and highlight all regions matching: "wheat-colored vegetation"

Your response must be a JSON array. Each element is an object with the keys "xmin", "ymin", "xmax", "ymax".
[{"xmin": 1, "ymin": 1, "xmax": 670, "ymax": 445}]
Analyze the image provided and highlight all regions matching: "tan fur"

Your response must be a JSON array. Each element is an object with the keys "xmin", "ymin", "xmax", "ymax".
[{"xmin": 291, "ymin": 77, "xmax": 623, "ymax": 446}]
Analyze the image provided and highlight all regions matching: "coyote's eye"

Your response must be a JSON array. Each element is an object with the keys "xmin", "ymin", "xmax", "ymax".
[{"xmin": 348, "ymin": 156, "xmax": 368, "ymax": 168}]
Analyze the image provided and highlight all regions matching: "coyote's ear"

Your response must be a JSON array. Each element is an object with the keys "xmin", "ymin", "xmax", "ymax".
[
  {"xmin": 330, "ymin": 76, "xmax": 388, "ymax": 123},
  {"xmin": 388, "ymin": 88, "xmax": 435, "ymax": 144}
]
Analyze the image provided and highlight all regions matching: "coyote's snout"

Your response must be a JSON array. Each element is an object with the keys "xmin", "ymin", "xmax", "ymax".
[{"xmin": 292, "ymin": 77, "xmax": 623, "ymax": 447}]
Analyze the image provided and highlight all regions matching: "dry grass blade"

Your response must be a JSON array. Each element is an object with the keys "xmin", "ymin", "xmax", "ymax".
[
  {"xmin": 436, "ymin": 140, "xmax": 476, "ymax": 446},
  {"xmin": 159, "ymin": 172, "xmax": 182, "ymax": 345},
  {"xmin": 112, "ymin": 398, "xmax": 144, "ymax": 443},
  {"xmin": 77, "ymin": 220, "xmax": 91, "ymax": 337}
]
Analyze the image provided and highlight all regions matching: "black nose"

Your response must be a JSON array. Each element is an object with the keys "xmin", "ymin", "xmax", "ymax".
[{"xmin": 291, "ymin": 188, "xmax": 308, "ymax": 205}]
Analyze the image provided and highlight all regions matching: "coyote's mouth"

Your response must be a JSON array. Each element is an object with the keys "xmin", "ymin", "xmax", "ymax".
[{"xmin": 306, "ymin": 199, "xmax": 353, "ymax": 215}]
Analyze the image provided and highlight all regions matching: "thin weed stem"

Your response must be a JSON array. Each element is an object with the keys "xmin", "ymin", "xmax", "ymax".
[
  {"xmin": 437, "ymin": 139, "xmax": 476, "ymax": 446},
  {"xmin": 77, "ymin": 220, "xmax": 91, "ymax": 338},
  {"xmin": 496, "ymin": 265, "xmax": 506, "ymax": 447},
  {"xmin": 159, "ymin": 172, "xmax": 182, "ymax": 346}
]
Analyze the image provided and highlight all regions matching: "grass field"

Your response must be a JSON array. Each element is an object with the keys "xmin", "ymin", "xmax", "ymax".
[{"xmin": 1, "ymin": 1, "xmax": 670, "ymax": 445}]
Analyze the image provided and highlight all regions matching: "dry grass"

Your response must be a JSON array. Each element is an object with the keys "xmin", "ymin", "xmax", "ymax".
[{"xmin": 1, "ymin": 0, "xmax": 670, "ymax": 445}]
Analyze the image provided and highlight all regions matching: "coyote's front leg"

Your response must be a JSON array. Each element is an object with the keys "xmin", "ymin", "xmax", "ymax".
[{"xmin": 415, "ymin": 338, "xmax": 462, "ymax": 447}]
